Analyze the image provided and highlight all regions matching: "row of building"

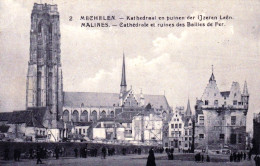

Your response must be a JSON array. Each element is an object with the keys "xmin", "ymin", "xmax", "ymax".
[{"xmin": 0, "ymin": 2, "xmax": 257, "ymax": 153}]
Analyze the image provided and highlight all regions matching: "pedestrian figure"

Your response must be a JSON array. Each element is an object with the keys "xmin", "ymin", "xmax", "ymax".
[
  {"xmin": 201, "ymin": 154, "xmax": 204, "ymax": 162},
  {"xmin": 233, "ymin": 152, "xmax": 237, "ymax": 162},
  {"xmin": 230, "ymin": 154, "xmax": 233, "ymax": 162},
  {"xmin": 244, "ymin": 152, "xmax": 246, "ymax": 160},
  {"xmin": 102, "ymin": 147, "xmax": 106, "ymax": 159},
  {"xmin": 74, "ymin": 148, "xmax": 78, "ymax": 158},
  {"xmin": 55, "ymin": 146, "xmax": 59, "ymax": 159},
  {"xmin": 36, "ymin": 146, "xmax": 43, "ymax": 164},
  {"xmin": 4, "ymin": 148, "xmax": 9, "ymax": 160},
  {"xmin": 146, "ymin": 148, "xmax": 156, "ymax": 166},
  {"xmin": 29, "ymin": 148, "xmax": 33, "ymax": 159},
  {"xmin": 254, "ymin": 155, "xmax": 258, "ymax": 166},
  {"xmin": 206, "ymin": 155, "xmax": 210, "ymax": 162}
]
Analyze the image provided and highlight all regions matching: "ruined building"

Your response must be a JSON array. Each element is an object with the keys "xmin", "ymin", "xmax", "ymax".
[{"xmin": 194, "ymin": 67, "xmax": 249, "ymax": 151}]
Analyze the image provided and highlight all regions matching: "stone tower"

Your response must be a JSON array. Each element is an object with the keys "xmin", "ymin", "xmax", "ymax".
[{"xmin": 26, "ymin": 3, "xmax": 63, "ymax": 128}]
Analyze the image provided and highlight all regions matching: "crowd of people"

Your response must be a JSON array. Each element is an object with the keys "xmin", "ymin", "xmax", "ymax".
[
  {"xmin": 194, "ymin": 153, "xmax": 210, "ymax": 162},
  {"xmin": 230, "ymin": 151, "xmax": 248, "ymax": 162},
  {"xmin": 2, "ymin": 145, "xmax": 259, "ymax": 165}
]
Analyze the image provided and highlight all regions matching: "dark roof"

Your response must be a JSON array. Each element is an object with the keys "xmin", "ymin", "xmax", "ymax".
[
  {"xmin": 64, "ymin": 92, "xmax": 119, "ymax": 107},
  {"xmin": 98, "ymin": 117, "xmax": 114, "ymax": 122},
  {"xmin": 64, "ymin": 92, "xmax": 170, "ymax": 109},
  {"xmin": 116, "ymin": 111, "xmax": 140, "ymax": 120},
  {"xmin": 8, "ymin": 107, "xmax": 47, "ymax": 128},
  {"xmin": 220, "ymin": 91, "xmax": 230, "ymax": 98},
  {"xmin": 0, "ymin": 112, "xmax": 13, "ymax": 121},
  {"xmin": 74, "ymin": 122, "xmax": 93, "ymax": 126}
]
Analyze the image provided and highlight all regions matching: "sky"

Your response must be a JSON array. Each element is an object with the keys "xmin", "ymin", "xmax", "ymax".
[{"xmin": 0, "ymin": 0, "xmax": 259, "ymax": 132}]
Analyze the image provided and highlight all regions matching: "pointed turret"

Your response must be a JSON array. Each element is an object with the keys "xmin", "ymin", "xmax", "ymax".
[
  {"xmin": 209, "ymin": 65, "xmax": 216, "ymax": 82},
  {"xmin": 120, "ymin": 53, "xmax": 127, "ymax": 93},
  {"xmin": 185, "ymin": 98, "xmax": 192, "ymax": 116},
  {"xmin": 243, "ymin": 81, "xmax": 249, "ymax": 96},
  {"xmin": 242, "ymin": 80, "xmax": 249, "ymax": 111}
]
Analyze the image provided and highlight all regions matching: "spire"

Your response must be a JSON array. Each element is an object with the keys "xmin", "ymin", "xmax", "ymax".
[
  {"xmin": 185, "ymin": 98, "xmax": 192, "ymax": 116},
  {"xmin": 209, "ymin": 65, "xmax": 215, "ymax": 82},
  {"xmin": 120, "ymin": 53, "xmax": 127, "ymax": 86},
  {"xmin": 243, "ymin": 80, "xmax": 249, "ymax": 95},
  {"xmin": 120, "ymin": 53, "xmax": 127, "ymax": 93}
]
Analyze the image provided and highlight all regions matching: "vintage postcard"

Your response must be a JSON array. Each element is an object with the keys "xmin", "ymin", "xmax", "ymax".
[{"xmin": 0, "ymin": 0, "xmax": 259, "ymax": 165}]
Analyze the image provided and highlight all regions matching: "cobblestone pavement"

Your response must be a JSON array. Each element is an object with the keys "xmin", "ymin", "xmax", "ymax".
[{"xmin": 0, "ymin": 154, "xmax": 255, "ymax": 166}]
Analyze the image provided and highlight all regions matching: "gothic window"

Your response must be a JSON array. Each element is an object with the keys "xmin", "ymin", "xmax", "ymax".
[
  {"xmin": 175, "ymin": 124, "xmax": 178, "ymax": 128},
  {"xmin": 110, "ymin": 111, "xmax": 114, "ymax": 118},
  {"xmin": 171, "ymin": 131, "xmax": 174, "ymax": 136},
  {"xmin": 199, "ymin": 134, "xmax": 204, "ymax": 139},
  {"xmin": 185, "ymin": 130, "xmax": 188, "ymax": 135},
  {"xmin": 171, "ymin": 124, "xmax": 174, "ymax": 128},
  {"xmin": 101, "ymin": 110, "xmax": 106, "ymax": 118},
  {"xmin": 62, "ymin": 110, "xmax": 69, "ymax": 122},
  {"xmin": 233, "ymin": 100, "xmax": 237, "ymax": 105},
  {"xmin": 37, "ymin": 72, "xmax": 42, "ymax": 106},
  {"xmin": 92, "ymin": 110, "xmax": 97, "ymax": 122},
  {"xmin": 72, "ymin": 110, "xmax": 79, "ymax": 122},
  {"xmin": 80, "ymin": 110, "xmax": 88, "ymax": 122},
  {"xmin": 231, "ymin": 116, "xmax": 236, "ymax": 125},
  {"xmin": 179, "ymin": 124, "xmax": 182, "ymax": 128},
  {"xmin": 48, "ymin": 72, "xmax": 53, "ymax": 105},
  {"xmin": 38, "ymin": 22, "xmax": 42, "ymax": 33},
  {"xmin": 81, "ymin": 103, "xmax": 84, "ymax": 107},
  {"xmin": 205, "ymin": 100, "xmax": 209, "ymax": 105}
]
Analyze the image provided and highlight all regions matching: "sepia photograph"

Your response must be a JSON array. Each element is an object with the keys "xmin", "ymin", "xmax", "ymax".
[{"xmin": 0, "ymin": 0, "xmax": 260, "ymax": 165}]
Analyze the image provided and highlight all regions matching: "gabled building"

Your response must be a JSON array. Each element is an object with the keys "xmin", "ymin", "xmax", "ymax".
[
  {"xmin": 195, "ymin": 68, "xmax": 249, "ymax": 151},
  {"xmin": 168, "ymin": 100, "xmax": 193, "ymax": 150}
]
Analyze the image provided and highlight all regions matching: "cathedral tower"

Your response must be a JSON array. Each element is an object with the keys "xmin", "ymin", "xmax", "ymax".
[{"xmin": 26, "ymin": 3, "xmax": 63, "ymax": 128}]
